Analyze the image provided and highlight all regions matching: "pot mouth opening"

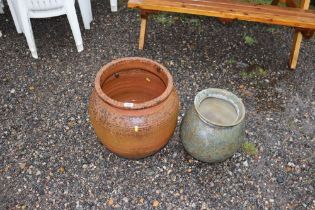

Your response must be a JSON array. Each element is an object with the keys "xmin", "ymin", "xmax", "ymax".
[
  {"xmin": 194, "ymin": 88, "xmax": 245, "ymax": 127},
  {"xmin": 95, "ymin": 57, "xmax": 173, "ymax": 110}
]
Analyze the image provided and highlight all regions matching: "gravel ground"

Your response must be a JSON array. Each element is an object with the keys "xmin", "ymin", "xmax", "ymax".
[{"xmin": 1, "ymin": 0, "xmax": 314, "ymax": 209}]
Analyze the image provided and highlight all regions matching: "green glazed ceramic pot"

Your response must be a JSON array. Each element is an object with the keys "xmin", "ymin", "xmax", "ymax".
[{"xmin": 180, "ymin": 88, "xmax": 246, "ymax": 163}]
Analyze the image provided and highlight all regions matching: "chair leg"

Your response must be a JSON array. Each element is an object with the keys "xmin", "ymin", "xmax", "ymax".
[
  {"xmin": 7, "ymin": 0, "xmax": 23, "ymax": 33},
  {"xmin": 22, "ymin": 19, "xmax": 38, "ymax": 58},
  {"xmin": 65, "ymin": 2, "xmax": 84, "ymax": 52},
  {"xmin": 110, "ymin": 0, "xmax": 117, "ymax": 12},
  {"xmin": 17, "ymin": 1, "xmax": 38, "ymax": 58},
  {"xmin": 139, "ymin": 11, "xmax": 148, "ymax": 50},
  {"xmin": 289, "ymin": 0, "xmax": 310, "ymax": 70},
  {"xmin": 0, "ymin": 0, "xmax": 4, "ymax": 14},
  {"xmin": 77, "ymin": 0, "xmax": 93, "ymax": 29}
]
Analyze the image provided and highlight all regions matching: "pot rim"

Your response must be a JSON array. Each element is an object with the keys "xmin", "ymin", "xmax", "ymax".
[
  {"xmin": 95, "ymin": 57, "xmax": 174, "ymax": 110},
  {"xmin": 194, "ymin": 88, "xmax": 246, "ymax": 127}
]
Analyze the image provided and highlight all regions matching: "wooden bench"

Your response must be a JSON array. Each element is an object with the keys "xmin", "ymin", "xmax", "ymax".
[{"xmin": 128, "ymin": 0, "xmax": 315, "ymax": 69}]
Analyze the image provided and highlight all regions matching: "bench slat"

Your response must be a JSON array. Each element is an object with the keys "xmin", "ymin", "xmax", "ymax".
[
  {"xmin": 173, "ymin": 0, "xmax": 315, "ymax": 18},
  {"xmin": 128, "ymin": 0, "xmax": 315, "ymax": 29},
  {"xmin": 150, "ymin": 0, "xmax": 315, "ymax": 21}
]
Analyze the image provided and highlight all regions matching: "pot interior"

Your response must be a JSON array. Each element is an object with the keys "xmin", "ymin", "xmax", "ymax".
[
  {"xmin": 194, "ymin": 88, "xmax": 245, "ymax": 127},
  {"xmin": 198, "ymin": 97, "xmax": 238, "ymax": 125},
  {"xmin": 101, "ymin": 68, "xmax": 167, "ymax": 104}
]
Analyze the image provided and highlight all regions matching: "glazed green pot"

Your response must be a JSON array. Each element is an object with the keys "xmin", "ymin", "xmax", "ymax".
[{"xmin": 180, "ymin": 88, "xmax": 246, "ymax": 163}]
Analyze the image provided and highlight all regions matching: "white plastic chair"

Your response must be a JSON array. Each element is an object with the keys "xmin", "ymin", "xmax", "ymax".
[
  {"xmin": 8, "ymin": 0, "xmax": 84, "ymax": 58},
  {"xmin": 8, "ymin": 0, "xmax": 93, "ymax": 32}
]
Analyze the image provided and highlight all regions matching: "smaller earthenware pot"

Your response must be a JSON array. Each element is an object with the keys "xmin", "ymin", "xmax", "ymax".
[{"xmin": 180, "ymin": 88, "xmax": 246, "ymax": 163}]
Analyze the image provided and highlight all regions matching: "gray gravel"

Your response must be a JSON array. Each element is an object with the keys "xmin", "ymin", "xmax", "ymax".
[{"xmin": 1, "ymin": 0, "xmax": 314, "ymax": 209}]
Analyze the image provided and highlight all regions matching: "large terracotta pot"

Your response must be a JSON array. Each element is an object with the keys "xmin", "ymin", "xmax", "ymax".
[
  {"xmin": 180, "ymin": 88, "xmax": 246, "ymax": 163},
  {"xmin": 89, "ymin": 57, "xmax": 179, "ymax": 159}
]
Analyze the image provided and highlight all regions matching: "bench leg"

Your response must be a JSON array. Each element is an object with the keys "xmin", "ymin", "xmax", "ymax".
[
  {"xmin": 289, "ymin": 0, "xmax": 310, "ymax": 70},
  {"xmin": 289, "ymin": 33, "xmax": 303, "ymax": 69},
  {"xmin": 139, "ymin": 11, "xmax": 148, "ymax": 50}
]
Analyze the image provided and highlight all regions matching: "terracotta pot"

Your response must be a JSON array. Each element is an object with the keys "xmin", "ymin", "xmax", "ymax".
[
  {"xmin": 88, "ymin": 57, "xmax": 179, "ymax": 159},
  {"xmin": 180, "ymin": 88, "xmax": 246, "ymax": 163}
]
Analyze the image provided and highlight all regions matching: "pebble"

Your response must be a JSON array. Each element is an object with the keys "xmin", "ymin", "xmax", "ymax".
[
  {"xmin": 19, "ymin": 163, "xmax": 26, "ymax": 170},
  {"xmin": 201, "ymin": 202, "xmax": 208, "ymax": 210},
  {"xmin": 276, "ymin": 175, "xmax": 285, "ymax": 184},
  {"xmin": 27, "ymin": 168, "xmax": 32, "ymax": 175},
  {"xmin": 236, "ymin": 62, "xmax": 249, "ymax": 68},
  {"xmin": 138, "ymin": 198, "xmax": 144, "ymax": 204},
  {"xmin": 58, "ymin": 166, "xmax": 65, "ymax": 173},
  {"xmin": 75, "ymin": 201, "xmax": 83, "ymax": 210},
  {"xmin": 287, "ymin": 162, "xmax": 295, "ymax": 167},
  {"xmin": 152, "ymin": 200, "xmax": 159, "ymax": 208},
  {"xmin": 107, "ymin": 198, "xmax": 114, "ymax": 206},
  {"xmin": 243, "ymin": 160, "xmax": 249, "ymax": 167}
]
